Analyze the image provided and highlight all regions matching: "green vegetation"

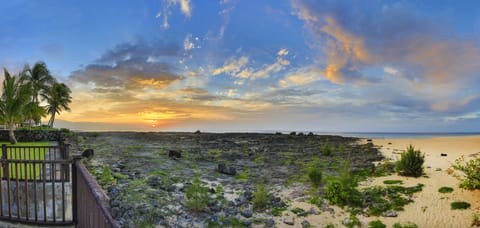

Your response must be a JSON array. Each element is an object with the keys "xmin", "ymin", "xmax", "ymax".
[
  {"xmin": 383, "ymin": 180, "xmax": 403, "ymax": 185},
  {"xmin": 344, "ymin": 215, "xmax": 361, "ymax": 228},
  {"xmin": 235, "ymin": 169, "xmax": 249, "ymax": 180},
  {"xmin": 438, "ymin": 186, "xmax": 454, "ymax": 193},
  {"xmin": 291, "ymin": 207, "xmax": 308, "ymax": 216},
  {"xmin": 453, "ymin": 156, "xmax": 480, "ymax": 189},
  {"xmin": 373, "ymin": 161, "xmax": 395, "ymax": 177},
  {"xmin": 393, "ymin": 222, "xmax": 418, "ymax": 228},
  {"xmin": 0, "ymin": 63, "xmax": 72, "ymax": 143},
  {"xmin": 396, "ymin": 145, "xmax": 425, "ymax": 177},
  {"xmin": 308, "ymin": 167, "xmax": 322, "ymax": 187},
  {"xmin": 1, "ymin": 141, "xmax": 49, "ymax": 179},
  {"xmin": 321, "ymin": 141, "xmax": 332, "ymax": 156},
  {"xmin": 368, "ymin": 220, "xmax": 386, "ymax": 228},
  {"xmin": 253, "ymin": 183, "xmax": 269, "ymax": 210},
  {"xmin": 472, "ymin": 213, "xmax": 480, "ymax": 227},
  {"xmin": 271, "ymin": 207, "xmax": 287, "ymax": 216},
  {"xmin": 451, "ymin": 201, "xmax": 471, "ymax": 210},
  {"xmin": 324, "ymin": 161, "xmax": 361, "ymax": 207},
  {"xmin": 361, "ymin": 184, "xmax": 423, "ymax": 216},
  {"xmin": 185, "ymin": 176, "xmax": 209, "ymax": 212}
]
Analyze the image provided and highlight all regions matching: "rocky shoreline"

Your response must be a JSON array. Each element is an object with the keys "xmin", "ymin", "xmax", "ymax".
[{"xmin": 70, "ymin": 132, "xmax": 383, "ymax": 227}]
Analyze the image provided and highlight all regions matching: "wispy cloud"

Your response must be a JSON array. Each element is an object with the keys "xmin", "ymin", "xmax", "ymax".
[{"xmin": 157, "ymin": 0, "xmax": 193, "ymax": 29}]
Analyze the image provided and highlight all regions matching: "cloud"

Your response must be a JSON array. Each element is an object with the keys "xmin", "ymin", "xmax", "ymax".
[
  {"xmin": 212, "ymin": 56, "xmax": 249, "ymax": 76},
  {"xmin": 291, "ymin": 0, "xmax": 480, "ymax": 86},
  {"xmin": 279, "ymin": 67, "xmax": 321, "ymax": 87},
  {"xmin": 158, "ymin": 0, "xmax": 193, "ymax": 29},
  {"xmin": 97, "ymin": 40, "xmax": 180, "ymax": 63}
]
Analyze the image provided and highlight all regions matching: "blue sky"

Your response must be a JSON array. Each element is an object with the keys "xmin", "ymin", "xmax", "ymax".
[{"xmin": 1, "ymin": 0, "xmax": 480, "ymax": 132}]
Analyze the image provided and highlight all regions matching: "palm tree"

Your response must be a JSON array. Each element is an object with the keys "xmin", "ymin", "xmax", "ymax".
[
  {"xmin": 42, "ymin": 82, "xmax": 72, "ymax": 127},
  {"xmin": 24, "ymin": 62, "xmax": 54, "ymax": 126},
  {"xmin": 0, "ymin": 69, "xmax": 32, "ymax": 144}
]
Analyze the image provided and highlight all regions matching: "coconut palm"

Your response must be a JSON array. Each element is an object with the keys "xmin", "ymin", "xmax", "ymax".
[
  {"xmin": 0, "ymin": 69, "xmax": 32, "ymax": 144},
  {"xmin": 42, "ymin": 82, "xmax": 72, "ymax": 127},
  {"xmin": 24, "ymin": 62, "xmax": 54, "ymax": 126}
]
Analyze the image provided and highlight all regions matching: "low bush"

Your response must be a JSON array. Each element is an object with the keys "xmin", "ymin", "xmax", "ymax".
[
  {"xmin": 368, "ymin": 220, "xmax": 386, "ymax": 228},
  {"xmin": 453, "ymin": 156, "xmax": 480, "ymax": 189},
  {"xmin": 393, "ymin": 222, "xmax": 418, "ymax": 228},
  {"xmin": 396, "ymin": 145, "xmax": 425, "ymax": 177},
  {"xmin": 308, "ymin": 167, "xmax": 322, "ymax": 187},
  {"xmin": 185, "ymin": 177, "xmax": 209, "ymax": 212},
  {"xmin": 451, "ymin": 201, "xmax": 471, "ymax": 210},
  {"xmin": 383, "ymin": 180, "xmax": 403, "ymax": 185},
  {"xmin": 438, "ymin": 186, "xmax": 454, "ymax": 193},
  {"xmin": 253, "ymin": 183, "xmax": 269, "ymax": 210}
]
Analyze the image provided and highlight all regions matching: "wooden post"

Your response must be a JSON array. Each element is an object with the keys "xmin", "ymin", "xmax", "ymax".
[{"xmin": 71, "ymin": 155, "xmax": 82, "ymax": 226}]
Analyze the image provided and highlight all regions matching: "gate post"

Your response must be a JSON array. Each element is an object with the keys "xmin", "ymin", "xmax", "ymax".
[{"xmin": 71, "ymin": 155, "xmax": 82, "ymax": 226}]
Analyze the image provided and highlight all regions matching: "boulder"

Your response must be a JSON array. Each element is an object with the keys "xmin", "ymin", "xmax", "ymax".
[
  {"xmin": 283, "ymin": 215, "xmax": 295, "ymax": 225},
  {"xmin": 168, "ymin": 150, "xmax": 182, "ymax": 159},
  {"xmin": 82, "ymin": 149, "xmax": 94, "ymax": 159},
  {"xmin": 217, "ymin": 163, "xmax": 236, "ymax": 175}
]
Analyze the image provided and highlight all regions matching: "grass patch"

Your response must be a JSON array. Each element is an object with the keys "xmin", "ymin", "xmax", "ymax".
[
  {"xmin": 368, "ymin": 220, "xmax": 386, "ymax": 228},
  {"xmin": 1, "ymin": 142, "xmax": 50, "ymax": 180},
  {"xmin": 383, "ymin": 180, "xmax": 403, "ymax": 185},
  {"xmin": 393, "ymin": 222, "xmax": 418, "ymax": 228},
  {"xmin": 451, "ymin": 201, "xmax": 471, "ymax": 210},
  {"xmin": 438, "ymin": 186, "xmax": 454, "ymax": 193}
]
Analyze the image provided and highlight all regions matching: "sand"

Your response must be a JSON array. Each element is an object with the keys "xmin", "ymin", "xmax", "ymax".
[
  {"xmin": 371, "ymin": 136, "xmax": 480, "ymax": 227},
  {"xmin": 272, "ymin": 136, "xmax": 480, "ymax": 228}
]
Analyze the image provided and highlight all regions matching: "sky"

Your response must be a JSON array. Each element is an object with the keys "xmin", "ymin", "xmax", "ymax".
[{"xmin": 1, "ymin": 0, "xmax": 480, "ymax": 132}]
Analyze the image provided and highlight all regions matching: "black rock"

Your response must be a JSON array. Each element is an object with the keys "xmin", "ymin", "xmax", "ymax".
[
  {"xmin": 301, "ymin": 220, "xmax": 311, "ymax": 228},
  {"xmin": 217, "ymin": 163, "xmax": 236, "ymax": 175},
  {"xmin": 241, "ymin": 209, "xmax": 253, "ymax": 218},
  {"xmin": 82, "ymin": 149, "xmax": 94, "ymax": 159},
  {"xmin": 264, "ymin": 219, "xmax": 275, "ymax": 228},
  {"xmin": 168, "ymin": 150, "xmax": 182, "ymax": 159}
]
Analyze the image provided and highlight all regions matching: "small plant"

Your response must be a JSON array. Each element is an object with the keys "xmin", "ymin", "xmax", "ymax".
[
  {"xmin": 291, "ymin": 207, "xmax": 308, "ymax": 216},
  {"xmin": 185, "ymin": 176, "xmax": 209, "ymax": 212},
  {"xmin": 253, "ymin": 183, "xmax": 269, "ymax": 210},
  {"xmin": 322, "ymin": 141, "xmax": 332, "ymax": 156},
  {"xmin": 438, "ymin": 186, "xmax": 454, "ymax": 193},
  {"xmin": 393, "ymin": 222, "xmax": 418, "ymax": 228},
  {"xmin": 396, "ymin": 145, "xmax": 425, "ymax": 177},
  {"xmin": 324, "ymin": 223, "xmax": 335, "ymax": 228},
  {"xmin": 368, "ymin": 220, "xmax": 386, "ymax": 228},
  {"xmin": 308, "ymin": 167, "xmax": 323, "ymax": 187},
  {"xmin": 235, "ymin": 170, "xmax": 249, "ymax": 180},
  {"xmin": 383, "ymin": 180, "xmax": 403, "ymax": 185},
  {"xmin": 344, "ymin": 214, "xmax": 361, "ymax": 228},
  {"xmin": 271, "ymin": 207, "xmax": 287, "ymax": 216},
  {"xmin": 451, "ymin": 201, "xmax": 471, "ymax": 210},
  {"xmin": 98, "ymin": 166, "xmax": 116, "ymax": 186},
  {"xmin": 453, "ymin": 156, "xmax": 480, "ymax": 189},
  {"xmin": 472, "ymin": 213, "xmax": 480, "ymax": 227}
]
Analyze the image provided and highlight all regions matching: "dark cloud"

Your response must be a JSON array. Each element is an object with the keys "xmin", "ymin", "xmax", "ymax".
[
  {"xmin": 97, "ymin": 40, "xmax": 180, "ymax": 63},
  {"xmin": 70, "ymin": 56, "xmax": 183, "ymax": 90}
]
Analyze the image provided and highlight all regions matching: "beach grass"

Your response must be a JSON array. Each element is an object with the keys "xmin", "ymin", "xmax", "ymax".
[{"xmin": 0, "ymin": 142, "xmax": 50, "ymax": 180}]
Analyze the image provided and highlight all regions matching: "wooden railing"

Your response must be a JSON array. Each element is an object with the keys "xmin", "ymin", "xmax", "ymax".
[
  {"xmin": 0, "ymin": 143, "xmax": 119, "ymax": 227},
  {"xmin": 0, "ymin": 143, "xmax": 73, "ymax": 225},
  {"xmin": 72, "ymin": 157, "xmax": 119, "ymax": 228}
]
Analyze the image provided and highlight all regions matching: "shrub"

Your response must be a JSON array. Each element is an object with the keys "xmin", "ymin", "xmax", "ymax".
[
  {"xmin": 451, "ymin": 201, "xmax": 471, "ymax": 210},
  {"xmin": 253, "ymin": 183, "xmax": 269, "ymax": 210},
  {"xmin": 185, "ymin": 177, "xmax": 209, "ymax": 212},
  {"xmin": 291, "ymin": 207, "xmax": 308, "ymax": 216},
  {"xmin": 383, "ymin": 180, "xmax": 403, "ymax": 185},
  {"xmin": 322, "ymin": 142, "xmax": 331, "ymax": 156},
  {"xmin": 396, "ymin": 145, "xmax": 425, "ymax": 177},
  {"xmin": 393, "ymin": 222, "xmax": 418, "ymax": 228},
  {"xmin": 453, "ymin": 156, "xmax": 480, "ymax": 189},
  {"xmin": 368, "ymin": 220, "xmax": 386, "ymax": 228},
  {"xmin": 472, "ymin": 213, "xmax": 480, "ymax": 227},
  {"xmin": 308, "ymin": 167, "xmax": 322, "ymax": 187},
  {"xmin": 98, "ymin": 166, "xmax": 116, "ymax": 186},
  {"xmin": 438, "ymin": 186, "xmax": 454, "ymax": 193}
]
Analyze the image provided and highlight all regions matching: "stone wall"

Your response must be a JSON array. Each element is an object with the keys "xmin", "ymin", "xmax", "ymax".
[{"xmin": 0, "ymin": 130, "xmax": 68, "ymax": 142}]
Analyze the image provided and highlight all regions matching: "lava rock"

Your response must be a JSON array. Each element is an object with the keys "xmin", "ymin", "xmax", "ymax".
[
  {"xmin": 82, "ymin": 149, "xmax": 94, "ymax": 159},
  {"xmin": 283, "ymin": 215, "xmax": 295, "ymax": 225},
  {"xmin": 383, "ymin": 210, "xmax": 398, "ymax": 217},
  {"xmin": 241, "ymin": 209, "xmax": 253, "ymax": 218},
  {"xmin": 168, "ymin": 150, "xmax": 182, "ymax": 159},
  {"xmin": 217, "ymin": 163, "xmax": 237, "ymax": 175}
]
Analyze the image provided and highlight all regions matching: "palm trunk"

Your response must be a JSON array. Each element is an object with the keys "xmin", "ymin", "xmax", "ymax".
[
  {"xmin": 48, "ymin": 112, "xmax": 56, "ymax": 128},
  {"xmin": 8, "ymin": 124, "xmax": 17, "ymax": 144}
]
